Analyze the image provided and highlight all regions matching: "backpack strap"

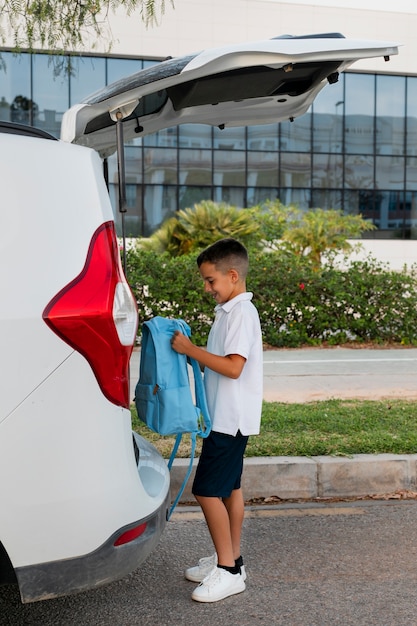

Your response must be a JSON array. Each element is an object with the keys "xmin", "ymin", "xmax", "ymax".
[
  {"xmin": 167, "ymin": 431, "xmax": 197, "ymax": 520},
  {"xmin": 189, "ymin": 356, "xmax": 211, "ymax": 438}
]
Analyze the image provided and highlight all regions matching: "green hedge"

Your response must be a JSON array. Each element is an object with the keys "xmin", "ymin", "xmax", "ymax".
[{"xmin": 125, "ymin": 248, "xmax": 417, "ymax": 347}]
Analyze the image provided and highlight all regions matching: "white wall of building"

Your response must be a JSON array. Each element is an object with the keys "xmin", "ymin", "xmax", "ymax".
[
  {"xmin": 97, "ymin": 0, "xmax": 416, "ymax": 75},
  {"xmin": 345, "ymin": 240, "xmax": 417, "ymax": 271}
]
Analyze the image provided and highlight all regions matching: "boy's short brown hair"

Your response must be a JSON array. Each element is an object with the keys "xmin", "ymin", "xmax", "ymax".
[{"xmin": 197, "ymin": 238, "xmax": 249, "ymax": 279}]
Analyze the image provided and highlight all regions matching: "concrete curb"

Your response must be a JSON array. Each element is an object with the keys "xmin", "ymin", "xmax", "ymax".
[{"xmin": 170, "ymin": 454, "xmax": 417, "ymax": 502}]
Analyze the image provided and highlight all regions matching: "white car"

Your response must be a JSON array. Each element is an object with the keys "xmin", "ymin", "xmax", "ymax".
[
  {"xmin": 0, "ymin": 122, "xmax": 170, "ymax": 603},
  {"xmin": 0, "ymin": 33, "xmax": 398, "ymax": 604}
]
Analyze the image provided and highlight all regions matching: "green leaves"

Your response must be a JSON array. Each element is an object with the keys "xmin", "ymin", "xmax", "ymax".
[
  {"xmin": 281, "ymin": 208, "xmax": 376, "ymax": 270},
  {"xmin": 0, "ymin": 0, "xmax": 173, "ymax": 52}
]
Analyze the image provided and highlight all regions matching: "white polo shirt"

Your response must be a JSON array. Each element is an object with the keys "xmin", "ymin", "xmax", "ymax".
[{"xmin": 204, "ymin": 292, "xmax": 263, "ymax": 436}]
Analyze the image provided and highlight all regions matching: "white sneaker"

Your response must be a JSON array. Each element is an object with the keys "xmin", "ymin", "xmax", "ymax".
[
  {"xmin": 185, "ymin": 554, "xmax": 247, "ymax": 583},
  {"xmin": 191, "ymin": 567, "xmax": 246, "ymax": 603},
  {"xmin": 185, "ymin": 554, "xmax": 217, "ymax": 582}
]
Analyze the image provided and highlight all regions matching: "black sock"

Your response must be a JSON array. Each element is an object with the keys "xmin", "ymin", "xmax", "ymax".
[
  {"xmin": 218, "ymin": 564, "xmax": 240, "ymax": 575},
  {"xmin": 235, "ymin": 555, "xmax": 244, "ymax": 568}
]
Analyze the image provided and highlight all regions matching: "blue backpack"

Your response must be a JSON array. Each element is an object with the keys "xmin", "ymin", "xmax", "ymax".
[{"xmin": 134, "ymin": 316, "xmax": 211, "ymax": 518}]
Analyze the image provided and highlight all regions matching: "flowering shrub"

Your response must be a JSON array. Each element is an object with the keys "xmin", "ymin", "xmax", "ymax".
[{"xmin": 126, "ymin": 247, "xmax": 417, "ymax": 347}]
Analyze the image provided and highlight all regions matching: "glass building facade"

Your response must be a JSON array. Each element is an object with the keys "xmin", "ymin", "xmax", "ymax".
[{"xmin": 1, "ymin": 50, "xmax": 416, "ymax": 240}]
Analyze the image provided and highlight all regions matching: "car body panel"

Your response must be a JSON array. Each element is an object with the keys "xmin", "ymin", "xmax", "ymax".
[
  {"xmin": 14, "ymin": 482, "xmax": 170, "ymax": 602},
  {"xmin": 61, "ymin": 34, "xmax": 399, "ymax": 157}
]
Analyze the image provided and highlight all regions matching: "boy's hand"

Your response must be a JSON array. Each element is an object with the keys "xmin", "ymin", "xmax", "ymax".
[
  {"xmin": 171, "ymin": 329, "xmax": 245, "ymax": 378},
  {"xmin": 170, "ymin": 330, "xmax": 193, "ymax": 355}
]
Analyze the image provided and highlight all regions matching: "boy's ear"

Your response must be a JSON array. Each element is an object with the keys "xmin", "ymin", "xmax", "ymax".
[{"xmin": 229, "ymin": 268, "xmax": 239, "ymax": 283}]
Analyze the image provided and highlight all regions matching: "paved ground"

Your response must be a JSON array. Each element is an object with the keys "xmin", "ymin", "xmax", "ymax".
[{"xmin": 4, "ymin": 500, "xmax": 417, "ymax": 625}]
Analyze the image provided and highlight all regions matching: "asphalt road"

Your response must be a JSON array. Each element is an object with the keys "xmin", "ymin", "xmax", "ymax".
[
  {"xmin": 3, "ymin": 500, "xmax": 417, "ymax": 626},
  {"xmin": 262, "ymin": 346, "xmax": 417, "ymax": 402},
  {"xmin": 131, "ymin": 345, "xmax": 417, "ymax": 403}
]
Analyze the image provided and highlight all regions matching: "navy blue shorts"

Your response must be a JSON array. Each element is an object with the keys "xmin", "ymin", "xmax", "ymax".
[{"xmin": 192, "ymin": 430, "xmax": 249, "ymax": 498}]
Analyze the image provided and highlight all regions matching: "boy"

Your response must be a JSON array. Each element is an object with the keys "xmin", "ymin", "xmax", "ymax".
[{"xmin": 170, "ymin": 238, "xmax": 263, "ymax": 603}]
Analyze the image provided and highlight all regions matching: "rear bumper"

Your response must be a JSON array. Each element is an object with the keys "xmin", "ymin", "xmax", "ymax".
[{"xmin": 15, "ymin": 488, "xmax": 170, "ymax": 603}]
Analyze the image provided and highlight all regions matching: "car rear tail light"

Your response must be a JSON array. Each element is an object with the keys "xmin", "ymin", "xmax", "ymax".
[
  {"xmin": 43, "ymin": 221, "xmax": 138, "ymax": 408},
  {"xmin": 114, "ymin": 522, "xmax": 147, "ymax": 546}
]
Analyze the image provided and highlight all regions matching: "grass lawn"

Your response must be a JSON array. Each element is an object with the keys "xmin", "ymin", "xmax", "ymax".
[{"xmin": 131, "ymin": 398, "xmax": 417, "ymax": 458}]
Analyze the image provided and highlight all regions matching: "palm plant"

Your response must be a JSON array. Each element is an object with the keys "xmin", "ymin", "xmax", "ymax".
[
  {"xmin": 282, "ymin": 208, "xmax": 376, "ymax": 270},
  {"xmin": 138, "ymin": 201, "xmax": 260, "ymax": 256}
]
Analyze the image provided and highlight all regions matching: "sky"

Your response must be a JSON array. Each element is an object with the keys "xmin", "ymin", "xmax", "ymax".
[{"xmin": 281, "ymin": 0, "xmax": 417, "ymax": 13}]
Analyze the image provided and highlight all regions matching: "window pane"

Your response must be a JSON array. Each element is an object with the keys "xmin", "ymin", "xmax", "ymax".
[
  {"xmin": 213, "ymin": 126, "xmax": 245, "ymax": 150},
  {"xmin": 107, "ymin": 147, "xmax": 143, "ymax": 189},
  {"xmin": 345, "ymin": 115, "xmax": 374, "ymax": 155},
  {"xmin": 376, "ymin": 190, "xmax": 407, "ymax": 232},
  {"xmin": 406, "ymin": 76, "xmax": 417, "ymax": 158},
  {"xmin": 213, "ymin": 151, "xmax": 245, "ymax": 186},
  {"xmin": 143, "ymin": 60, "xmax": 160, "ymax": 69},
  {"xmin": 355, "ymin": 189, "xmax": 401, "ymax": 234},
  {"xmin": 344, "ymin": 155, "xmax": 374, "ymax": 190},
  {"xmin": 345, "ymin": 189, "xmax": 371, "ymax": 220},
  {"xmin": 344, "ymin": 73, "xmax": 375, "ymax": 154},
  {"xmin": 376, "ymin": 75, "xmax": 405, "ymax": 117},
  {"xmin": 32, "ymin": 54, "xmax": 69, "ymax": 136},
  {"xmin": 107, "ymin": 58, "xmax": 143, "ymax": 84},
  {"xmin": 280, "ymin": 113, "xmax": 311, "ymax": 152},
  {"xmin": 279, "ymin": 189, "xmax": 310, "ymax": 210},
  {"xmin": 313, "ymin": 72, "xmax": 344, "ymax": 114},
  {"xmin": 406, "ymin": 157, "xmax": 417, "ymax": 191},
  {"xmin": 376, "ymin": 117, "xmax": 405, "ymax": 157},
  {"xmin": 179, "ymin": 149, "xmax": 212, "ymax": 185},
  {"xmin": 312, "ymin": 73, "xmax": 344, "ymax": 153},
  {"xmin": 247, "ymin": 151, "xmax": 278, "ymax": 187},
  {"xmin": 70, "ymin": 56, "xmax": 105, "ymax": 105},
  {"xmin": 247, "ymin": 187, "xmax": 278, "ymax": 207},
  {"xmin": 312, "ymin": 154, "xmax": 343, "ymax": 189},
  {"xmin": 125, "ymin": 145, "xmax": 143, "ymax": 183},
  {"xmin": 313, "ymin": 113, "xmax": 343, "ymax": 154},
  {"xmin": 375, "ymin": 156, "xmax": 405, "ymax": 190},
  {"xmin": 144, "ymin": 147, "xmax": 177, "ymax": 184},
  {"xmin": 179, "ymin": 186, "xmax": 212, "ymax": 209},
  {"xmin": 0, "ymin": 52, "xmax": 31, "ymax": 123},
  {"xmin": 144, "ymin": 128, "xmax": 177, "ymax": 147},
  {"xmin": 144, "ymin": 184, "xmax": 177, "ymax": 233},
  {"xmin": 247, "ymin": 124, "xmax": 278, "ymax": 151},
  {"xmin": 110, "ymin": 184, "xmax": 144, "ymax": 237},
  {"xmin": 179, "ymin": 124, "xmax": 212, "ymax": 148},
  {"xmin": 376, "ymin": 74, "xmax": 405, "ymax": 156},
  {"xmin": 312, "ymin": 189, "xmax": 342, "ymax": 211},
  {"xmin": 408, "ymin": 192, "xmax": 417, "ymax": 239},
  {"xmin": 213, "ymin": 186, "xmax": 245, "ymax": 207},
  {"xmin": 279, "ymin": 153, "xmax": 311, "ymax": 188},
  {"xmin": 345, "ymin": 73, "xmax": 375, "ymax": 115}
]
